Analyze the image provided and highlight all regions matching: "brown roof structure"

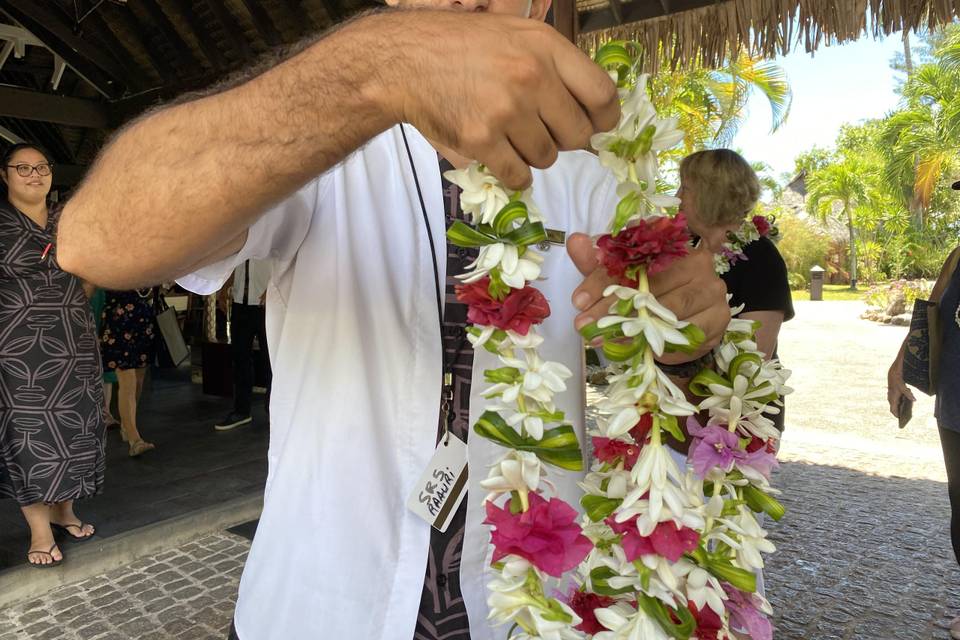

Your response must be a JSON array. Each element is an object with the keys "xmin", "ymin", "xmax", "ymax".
[{"xmin": 1, "ymin": 0, "xmax": 958, "ymax": 186}]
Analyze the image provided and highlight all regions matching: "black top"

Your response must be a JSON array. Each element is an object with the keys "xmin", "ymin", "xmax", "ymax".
[
  {"xmin": 936, "ymin": 257, "xmax": 960, "ymax": 431},
  {"xmin": 721, "ymin": 236, "xmax": 793, "ymax": 432},
  {"xmin": 721, "ymin": 236, "xmax": 795, "ymax": 322}
]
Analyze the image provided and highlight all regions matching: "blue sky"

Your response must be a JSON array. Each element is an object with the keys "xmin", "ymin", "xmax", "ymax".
[{"xmin": 731, "ymin": 32, "xmax": 908, "ymax": 179}]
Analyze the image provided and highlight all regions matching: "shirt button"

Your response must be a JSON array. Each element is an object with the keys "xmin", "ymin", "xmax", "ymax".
[{"xmin": 437, "ymin": 574, "xmax": 448, "ymax": 587}]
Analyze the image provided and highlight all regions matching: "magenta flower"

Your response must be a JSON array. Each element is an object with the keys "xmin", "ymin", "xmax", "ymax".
[
  {"xmin": 752, "ymin": 215, "xmax": 771, "ymax": 236},
  {"xmin": 687, "ymin": 420, "xmax": 743, "ymax": 478},
  {"xmin": 605, "ymin": 516, "xmax": 700, "ymax": 562},
  {"xmin": 722, "ymin": 584, "xmax": 773, "ymax": 640},
  {"xmin": 484, "ymin": 492, "xmax": 592, "ymax": 577}
]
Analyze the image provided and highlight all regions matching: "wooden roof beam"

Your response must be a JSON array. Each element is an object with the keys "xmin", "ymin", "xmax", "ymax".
[
  {"xmin": 110, "ymin": 3, "xmax": 176, "ymax": 82},
  {"xmin": 0, "ymin": 1, "xmax": 127, "ymax": 98},
  {"xmin": 137, "ymin": 0, "xmax": 202, "ymax": 72},
  {"xmin": 205, "ymin": 0, "xmax": 254, "ymax": 62},
  {"xmin": 168, "ymin": 0, "xmax": 229, "ymax": 72},
  {"xmin": 0, "ymin": 85, "xmax": 111, "ymax": 129},
  {"xmin": 82, "ymin": 13, "xmax": 150, "ymax": 92},
  {"xmin": 239, "ymin": 0, "xmax": 284, "ymax": 47},
  {"xmin": 278, "ymin": 0, "xmax": 322, "ymax": 33}
]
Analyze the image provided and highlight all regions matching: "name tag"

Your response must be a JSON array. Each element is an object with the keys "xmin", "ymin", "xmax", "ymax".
[{"xmin": 406, "ymin": 435, "xmax": 469, "ymax": 532}]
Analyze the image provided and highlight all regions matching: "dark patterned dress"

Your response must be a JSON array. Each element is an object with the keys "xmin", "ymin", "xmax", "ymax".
[
  {"xmin": 0, "ymin": 202, "xmax": 106, "ymax": 506},
  {"xmin": 414, "ymin": 158, "xmax": 476, "ymax": 639},
  {"xmin": 100, "ymin": 289, "xmax": 156, "ymax": 371}
]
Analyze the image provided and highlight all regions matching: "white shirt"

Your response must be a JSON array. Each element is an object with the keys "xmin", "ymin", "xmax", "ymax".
[
  {"xmin": 179, "ymin": 125, "xmax": 617, "ymax": 640},
  {"xmin": 230, "ymin": 259, "xmax": 270, "ymax": 305}
]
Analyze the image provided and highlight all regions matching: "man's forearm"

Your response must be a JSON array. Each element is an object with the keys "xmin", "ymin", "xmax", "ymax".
[{"xmin": 58, "ymin": 12, "xmax": 398, "ymax": 288}]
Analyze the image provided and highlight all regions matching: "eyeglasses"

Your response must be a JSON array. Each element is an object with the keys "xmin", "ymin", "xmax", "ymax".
[{"xmin": 6, "ymin": 163, "xmax": 53, "ymax": 177}]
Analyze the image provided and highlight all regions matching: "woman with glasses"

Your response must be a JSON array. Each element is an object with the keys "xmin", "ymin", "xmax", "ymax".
[{"xmin": 0, "ymin": 143, "xmax": 105, "ymax": 567}]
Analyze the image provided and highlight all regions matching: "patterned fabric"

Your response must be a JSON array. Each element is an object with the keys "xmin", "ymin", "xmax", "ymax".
[
  {"xmin": 100, "ymin": 289, "xmax": 156, "ymax": 371},
  {"xmin": 0, "ymin": 202, "xmax": 106, "ymax": 506},
  {"xmin": 414, "ymin": 158, "xmax": 477, "ymax": 639}
]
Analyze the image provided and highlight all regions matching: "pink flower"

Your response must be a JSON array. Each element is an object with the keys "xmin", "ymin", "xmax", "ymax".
[
  {"xmin": 455, "ymin": 278, "xmax": 550, "ymax": 335},
  {"xmin": 752, "ymin": 215, "xmax": 771, "ymax": 236},
  {"xmin": 687, "ymin": 420, "xmax": 742, "ymax": 478},
  {"xmin": 688, "ymin": 418, "xmax": 778, "ymax": 480},
  {"xmin": 722, "ymin": 584, "xmax": 772, "ymax": 640},
  {"xmin": 484, "ymin": 492, "xmax": 592, "ymax": 577},
  {"xmin": 597, "ymin": 214, "xmax": 691, "ymax": 282},
  {"xmin": 564, "ymin": 589, "xmax": 616, "ymax": 634},
  {"xmin": 605, "ymin": 516, "xmax": 700, "ymax": 562},
  {"xmin": 720, "ymin": 246, "xmax": 748, "ymax": 266},
  {"xmin": 686, "ymin": 601, "xmax": 723, "ymax": 640}
]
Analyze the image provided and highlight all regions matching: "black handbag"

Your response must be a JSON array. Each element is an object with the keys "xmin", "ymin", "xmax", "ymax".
[{"xmin": 903, "ymin": 249, "xmax": 960, "ymax": 394}]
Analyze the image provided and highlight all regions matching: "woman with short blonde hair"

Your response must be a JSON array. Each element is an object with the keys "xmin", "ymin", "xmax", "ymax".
[{"xmin": 679, "ymin": 148, "xmax": 761, "ymax": 232}]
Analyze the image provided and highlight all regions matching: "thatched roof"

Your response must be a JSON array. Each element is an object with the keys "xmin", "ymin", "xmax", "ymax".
[
  {"xmin": 1, "ymin": 0, "xmax": 959, "ymax": 186},
  {"xmin": 577, "ymin": 0, "xmax": 960, "ymax": 71}
]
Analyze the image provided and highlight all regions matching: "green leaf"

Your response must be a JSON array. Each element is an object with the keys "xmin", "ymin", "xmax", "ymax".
[
  {"xmin": 483, "ymin": 367, "xmax": 520, "ymax": 384},
  {"xmin": 595, "ymin": 41, "xmax": 632, "ymax": 71},
  {"xmin": 579, "ymin": 321, "xmax": 622, "ymax": 342},
  {"xmin": 446, "ymin": 220, "xmax": 497, "ymax": 247},
  {"xmin": 689, "ymin": 369, "xmax": 730, "ymax": 397},
  {"xmin": 589, "ymin": 566, "xmax": 635, "ymax": 596},
  {"xmin": 611, "ymin": 191, "xmax": 640, "ymax": 235},
  {"xmin": 742, "ymin": 484, "xmax": 786, "ymax": 521},
  {"xmin": 703, "ymin": 556, "xmax": 757, "ymax": 592},
  {"xmin": 581, "ymin": 494, "xmax": 621, "ymax": 521},
  {"xmin": 659, "ymin": 414, "xmax": 686, "ymax": 442},
  {"xmin": 492, "ymin": 200, "xmax": 529, "ymax": 236},
  {"xmin": 502, "ymin": 220, "xmax": 548, "ymax": 247},
  {"xmin": 487, "ymin": 270, "xmax": 511, "ymax": 300},
  {"xmin": 603, "ymin": 336, "xmax": 647, "ymax": 362},
  {"xmin": 540, "ymin": 598, "xmax": 574, "ymax": 624},
  {"xmin": 636, "ymin": 594, "xmax": 695, "ymax": 640},
  {"xmin": 666, "ymin": 324, "xmax": 707, "ymax": 354},
  {"xmin": 473, "ymin": 411, "xmax": 583, "ymax": 471},
  {"xmin": 728, "ymin": 352, "xmax": 762, "ymax": 381}
]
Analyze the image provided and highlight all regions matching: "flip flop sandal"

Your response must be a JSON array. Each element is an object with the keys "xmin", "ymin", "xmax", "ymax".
[
  {"xmin": 129, "ymin": 439, "xmax": 156, "ymax": 457},
  {"xmin": 51, "ymin": 521, "xmax": 96, "ymax": 542},
  {"xmin": 26, "ymin": 544, "xmax": 62, "ymax": 569}
]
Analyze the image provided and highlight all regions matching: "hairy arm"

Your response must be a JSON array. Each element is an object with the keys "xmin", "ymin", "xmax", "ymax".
[
  {"xmin": 57, "ymin": 11, "xmax": 617, "ymax": 289},
  {"xmin": 739, "ymin": 310, "xmax": 783, "ymax": 360}
]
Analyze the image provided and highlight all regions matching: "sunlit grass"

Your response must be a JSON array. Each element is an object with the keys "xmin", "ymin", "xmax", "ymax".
[{"xmin": 791, "ymin": 284, "xmax": 868, "ymax": 301}]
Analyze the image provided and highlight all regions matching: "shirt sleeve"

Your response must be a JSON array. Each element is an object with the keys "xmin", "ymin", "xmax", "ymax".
[
  {"xmin": 723, "ymin": 237, "xmax": 795, "ymax": 321},
  {"xmin": 177, "ymin": 175, "xmax": 327, "ymax": 295}
]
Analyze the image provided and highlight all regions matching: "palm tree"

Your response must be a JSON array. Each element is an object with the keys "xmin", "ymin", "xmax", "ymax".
[
  {"xmin": 883, "ymin": 49, "xmax": 960, "ymax": 225},
  {"xmin": 649, "ymin": 53, "xmax": 793, "ymax": 154},
  {"xmin": 806, "ymin": 156, "xmax": 877, "ymax": 290}
]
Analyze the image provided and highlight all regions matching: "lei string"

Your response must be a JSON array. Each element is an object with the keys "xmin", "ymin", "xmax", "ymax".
[{"xmin": 446, "ymin": 39, "xmax": 793, "ymax": 640}]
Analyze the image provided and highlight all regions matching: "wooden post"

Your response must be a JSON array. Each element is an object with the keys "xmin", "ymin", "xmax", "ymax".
[{"xmin": 551, "ymin": 0, "xmax": 579, "ymax": 43}]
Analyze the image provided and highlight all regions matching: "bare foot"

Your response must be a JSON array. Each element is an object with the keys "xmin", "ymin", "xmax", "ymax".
[
  {"xmin": 50, "ymin": 501, "xmax": 96, "ymax": 539},
  {"xmin": 27, "ymin": 528, "xmax": 62, "ymax": 566}
]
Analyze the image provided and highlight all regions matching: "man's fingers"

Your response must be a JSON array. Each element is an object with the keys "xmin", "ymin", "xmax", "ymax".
[
  {"xmin": 507, "ymin": 119, "xmax": 558, "ymax": 170},
  {"xmin": 481, "ymin": 138, "xmax": 533, "ymax": 190},
  {"xmin": 648, "ymin": 248, "xmax": 714, "ymax": 298},
  {"xmin": 575, "ymin": 292, "xmax": 617, "ymax": 332},
  {"xmin": 539, "ymin": 83, "xmax": 596, "ymax": 151},
  {"xmin": 567, "ymin": 233, "xmax": 600, "ymax": 277},
  {"xmin": 655, "ymin": 276, "xmax": 728, "ymax": 327},
  {"xmin": 549, "ymin": 39, "xmax": 620, "ymax": 133}
]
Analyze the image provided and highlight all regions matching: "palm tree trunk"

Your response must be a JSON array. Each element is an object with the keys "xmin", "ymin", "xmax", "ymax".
[
  {"xmin": 903, "ymin": 30, "xmax": 914, "ymax": 75},
  {"xmin": 846, "ymin": 205, "xmax": 857, "ymax": 290}
]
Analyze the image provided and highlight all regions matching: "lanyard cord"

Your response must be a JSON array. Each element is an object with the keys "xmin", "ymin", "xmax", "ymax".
[{"xmin": 400, "ymin": 124, "xmax": 444, "ymax": 330}]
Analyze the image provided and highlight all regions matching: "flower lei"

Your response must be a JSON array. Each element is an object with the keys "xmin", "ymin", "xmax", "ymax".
[
  {"xmin": 714, "ymin": 215, "xmax": 780, "ymax": 275},
  {"xmin": 445, "ymin": 40, "xmax": 793, "ymax": 640}
]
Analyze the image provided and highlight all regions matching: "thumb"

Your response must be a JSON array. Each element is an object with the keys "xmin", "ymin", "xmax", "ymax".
[{"xmin": 567, "ymin": 232, "xmax": 599, "ymax": 276}]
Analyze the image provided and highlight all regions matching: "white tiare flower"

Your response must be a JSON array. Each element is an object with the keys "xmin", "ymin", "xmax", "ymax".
[
  {"xmin": 711, "ymin": 508, "xmax": 776, "ymax": 571},
  {"xmin": 615, "ymin": 181, "xmax": 682, "ymax": 222},
  {"xmin": 483, "ymin": 350, "xmax": 572, "ymax": 407},
  {"xmin": 680, "ymin": 563, "xmax": 727, "ymax": 615},
  {"xmin": 458, "ymin": 243, "xmax": 544, "ymax": 289},
  {"xmin": 480, "ymin": 450, "xmax": 545, "ymax": 500},
  {"xmin": 698, "ymin": 373, "xmax": 777, "ymax": 427},
  {"xmin": 594, "ymin": 603, "xmax": 672, "ymax": 640},
  {"xmin": 580, "ymin": 468, "xmax": 632, "ymax": 500},
  {"xmin": 620, "ymin": 443, "xmax": 681, "ymax": 517},
  {"xmin": 597, "ymin": 287, "xmax": 689, "ymax": 357},
  {"xmin": 444, "ymin": 163, "xmax": 510, "ymax": 225}
]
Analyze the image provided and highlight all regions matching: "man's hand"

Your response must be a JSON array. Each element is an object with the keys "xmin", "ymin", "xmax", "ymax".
[
  {"xmin": 385, "ymin": 12, "xmax": 620, "ymax": 190},
  {"xmin": 567, "ymin": 232, "xmax": 730, "ymax": 363}
]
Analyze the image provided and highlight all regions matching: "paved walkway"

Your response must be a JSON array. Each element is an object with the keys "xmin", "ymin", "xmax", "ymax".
[{"xmin": 1, "ymin": 300, "xmax": 957, "ymax": 639}]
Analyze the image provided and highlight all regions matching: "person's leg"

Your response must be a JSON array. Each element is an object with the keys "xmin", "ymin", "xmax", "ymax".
[
  {"xmin": 49, "ymin": 499, "xmax": 95, "ymax": 538},
  {"xmin": 118, "ymin": 368, "xmax": 153, "ymax": 454},
  {"xmin": 135, "ymin": 367, "xmax": 147, "ymax": 403},
  {"xmin": 254, "ymin": 307, "xmax": 271, "ymax": 414},
  {"xmin": 103, "ymin": 381, "xmax": 116, "ymax": 425},
  {"xmin": 20, "ymin": 502, "xmax": 61, "ymax": 565},
  {"xmin": 939, "ymin": 427, "xmax": 960, "ymax": 565},
  {"xmin": 231, "ymin": 303, "xmax": 255, "ymax": 417}
]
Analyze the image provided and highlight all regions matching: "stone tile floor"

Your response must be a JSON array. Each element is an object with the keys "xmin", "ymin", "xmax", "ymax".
[{"xmin": 1, "ymin": 301, "xmax": 957, "ymax": 639}]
